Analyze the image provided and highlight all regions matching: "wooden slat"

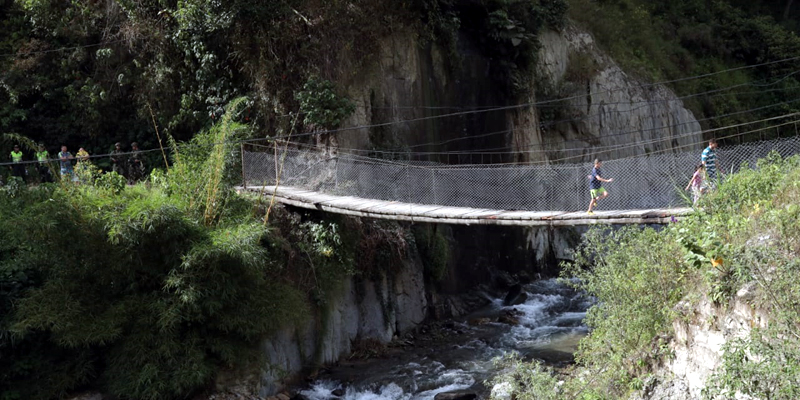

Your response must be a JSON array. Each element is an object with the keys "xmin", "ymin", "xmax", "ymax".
[
  {"xmin": 459, "ymin": 209, "xmax": 502, "ymax": 218},
  {"xmin": 238, "ymin": 186, "xmax": 690, "ymax": 227},
  {"xmin": 322, "ymin": 197, "xmax": 378, "ymax": 209}
]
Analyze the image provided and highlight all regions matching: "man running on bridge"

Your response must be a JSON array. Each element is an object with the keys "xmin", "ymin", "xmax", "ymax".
[{"xmin": 587, "ymin": 158, "xmax": 613, "ymax": 215}]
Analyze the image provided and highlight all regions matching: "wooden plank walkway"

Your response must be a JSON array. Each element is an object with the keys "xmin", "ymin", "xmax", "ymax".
[{"xmin": 239, "ymin": 186, "xmax": 693, "ymax": 226}]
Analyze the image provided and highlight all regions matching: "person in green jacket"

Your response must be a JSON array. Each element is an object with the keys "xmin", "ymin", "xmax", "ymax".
[
  {"xmin": 35, "ymin": 144, "xmax": 52, "ymax": 183},
  {"xmin": 10, "ymin": 145, "xmax": 26, "ymax": 182}
]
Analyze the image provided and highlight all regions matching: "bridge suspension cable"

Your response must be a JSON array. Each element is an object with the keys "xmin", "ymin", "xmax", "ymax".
[
  {"xmin": 243, "ymin": 56, "xmax": 800, "ymax": 143},
  {"xmin": 4, "ymin": 65, "xmax": 799, "ymax": 167},
  {"xmin": 266, "ymin": 115, "xmax": 800, "ymax": 169},
  {"xmin": 277, "ymin": 104, "xmax": 800, "ymax": 158},
  {"xmin": 242, "ymin": 120, "xmax": 800, "ymax": 214},
  {"xmin": 268, "ymin": 71, "xmax": 800, "ymax": 157}
]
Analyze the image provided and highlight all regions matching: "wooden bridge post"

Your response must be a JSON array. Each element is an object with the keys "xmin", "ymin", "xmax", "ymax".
[
  {"xmin": 431, "ymin": 169, "xmax": 438, "ymax": 204},
  {"xmin": 240, "ymin": 143, "xmax": 246, "ymax": 189},
  {"xmin": 405, "ymin": 164, "xmax": 411, "ymax": 203}
]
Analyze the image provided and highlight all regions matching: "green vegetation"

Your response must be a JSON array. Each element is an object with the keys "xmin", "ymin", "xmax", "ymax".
[
  {"xmin": 566, "ymin": 0, "xmax": 800, "ymax": 138},
  {"xmin": 295, "ymin": 76, "xmax": 356, "ymax": 130},
  {"xmin": 0, "ymin": 104, "xmax": 414, "ymax": 399},
  {"xmin": 493, "ymin": 153, "xmax": 800, "ymax": 399},
  {"xmin": 3, "ymin": 0, "xmax": 797, "ymax": 160},
  {"xmin": 0, "ymin": 0, "xmax": 567, "ymax": 163},
  {"xmin": 413, "ymin": 225, "xmax": 451, "ymax": 281}
]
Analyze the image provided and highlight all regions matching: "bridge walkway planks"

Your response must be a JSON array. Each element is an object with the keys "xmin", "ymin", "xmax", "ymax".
[{"xmin": 239, "ymin": 186, "xmax": 692, "ymax": 226}]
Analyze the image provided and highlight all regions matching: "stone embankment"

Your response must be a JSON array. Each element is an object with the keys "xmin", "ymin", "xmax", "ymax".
[{"xmin": 634, "ymin": 282, "xmax": 767, "ymax": 400}]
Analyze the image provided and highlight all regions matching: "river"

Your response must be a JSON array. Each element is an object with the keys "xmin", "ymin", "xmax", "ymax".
[{"xmin": 296, "ymin": 279, "xmax": 593, "ymax": 400}]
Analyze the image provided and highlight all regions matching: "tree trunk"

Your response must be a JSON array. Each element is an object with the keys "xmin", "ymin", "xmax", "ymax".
[{"xmin": 784, "ymin": 0, "xmax": 795, "ymax": 21}]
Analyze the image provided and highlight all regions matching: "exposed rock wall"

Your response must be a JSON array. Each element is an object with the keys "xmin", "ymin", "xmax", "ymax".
[
  {"xmin": 511, "ymin": 26, "xmax": 703, "ymax": 163},
  {"xmin": 332, "ymin": 24, "xmax": 702, "ymax": 165},
  {"xmin": 256, "ymin": 253, "xmax": 428, "ymax": 396},
  {"xmin": 337, "ymin": 30, "xmax": 511, "ymax": 162},
  {"xmin": 634, "ymin": 283, "xmax": 768, "ymax": 400}
]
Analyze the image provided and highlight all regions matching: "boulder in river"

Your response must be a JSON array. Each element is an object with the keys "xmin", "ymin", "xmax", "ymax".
[
  {"xmin": 497, "ymin": 314, "xmax": 520, "ymax": 325},
  {"xmin": 433, "ymin": 390, "xmax": 478, "ymax": 400},
  {"xmin": 468, "ymin": 317, "xmax": 492, "ymax": 326},
  {"xmin": 491, "ymin": 382, "xmax": 513, "ymax": 400},
  {"xmin": 503, "ymin": 284, "xmax": 527, "ymax": 306},
  {"xmin": 331, "ymin": 388, "xmax": 346, "ymax": 397}
]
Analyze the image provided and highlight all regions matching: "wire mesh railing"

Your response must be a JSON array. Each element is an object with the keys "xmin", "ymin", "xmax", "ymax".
[{"xmin": 242, "ymin": 136, "xmax": 800, "ymax": 212}]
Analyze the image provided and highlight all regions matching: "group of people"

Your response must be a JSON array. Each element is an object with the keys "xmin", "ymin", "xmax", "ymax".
[
  {"xmin": 108, "ymin": 142, "xmax": 147, "ymax": 182},
  {"xmin": 7, "ymin": 142, "xmax": 146, "ymax": 184},
  {"xmin": 586, "ymin": 139, "xmax": 722, "ymax": 214}
]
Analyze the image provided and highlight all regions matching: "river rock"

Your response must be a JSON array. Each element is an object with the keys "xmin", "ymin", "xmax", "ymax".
[
  {"xmin": 497, "ymin": 314, "xmax": 520, "ymax": 325},
  {"xmin": 66, "ymin": 394, "xmax": 103, "ymax": 400},
  {"xmin": 503, "ymin": 284, "xmax": 526, "ymax": 306},
  {"xmin": 491, "ymin": 382, "xmax": 513, "ymax": 400},
  {"xmin": 433, "ymin": 390, "xmax": 478, "ymax": 400},
  {"xmin": 468, "ymin": 317, "xmax": 492, "ymax": 326},
  {"xmin": 492, "ymin": 270, "xmax": 516, "ymax": 289},
  {"xmin": 331, "ymin": 388, "xmax": 345, "ymax": 397}
]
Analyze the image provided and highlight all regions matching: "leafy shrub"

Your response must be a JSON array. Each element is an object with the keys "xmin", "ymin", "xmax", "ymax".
[
  {"xmin": 563, "ymin": 51, "xmax": 600, "ymax": 83},
  {"xmin": 294, "ymin": 76, "xmax": 356, "ymax": 130},
  {"xmin": 561, "ymin": 226, "xmax": 686, "ymax": 396},
  {"xmin": 490, "ymin": 354, "xmax": 564, "ymax": 400},
  {"xmin": 0, "ymin": 101, "xmax": 370, "ymax": 399},
  {"xmin": 413, "ymin": 225, "xmax": 450, "ymax": 281},
  {"xmin": 95, "ymin": 171, "xmax": 126, "ymax": 194}
]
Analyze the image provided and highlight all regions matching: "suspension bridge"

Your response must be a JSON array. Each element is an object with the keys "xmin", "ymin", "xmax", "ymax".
[{"xmin": 239, "ymin": 135, "xmax": 800, "ymax": 227}]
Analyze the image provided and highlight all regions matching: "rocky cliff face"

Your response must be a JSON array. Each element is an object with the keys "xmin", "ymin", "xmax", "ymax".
[
  {"xmin": 250, "ymin": 251, "xmax": 427, "ymax": 396},
  {"xmin": 332, "ymin": 25, "xmax": 701, "ymax": 165},
  {"xmin": 634, "ymin": 282, "xmax": 767, "ymax": 400},
  {"xmin": 513, "ymin": 26, "xmax": 703, "ymax": 163}
]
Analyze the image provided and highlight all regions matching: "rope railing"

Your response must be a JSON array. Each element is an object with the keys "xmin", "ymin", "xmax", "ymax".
[{"xmin": 243, "ymin": 135, "xmax": 800, "ymax": 212}]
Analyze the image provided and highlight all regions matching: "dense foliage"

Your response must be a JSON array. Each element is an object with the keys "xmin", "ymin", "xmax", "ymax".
[
  {"xmin": 566, "ymin": 0, "xmax": 800, "ymax": 139},
  {"xmin": 493, "ymin": 154, "xmax": 800, "ymax": 399},
  {"xmin": 0, "ymin": 0, "xmax": 566, "ymax": 167},
  {"xmin": 2, "ymin": 0, "xmax": 797, "ymax": 162},
  {"xmin": 0, "ymin": 104, "xmax": 413, "ymax": 400}
]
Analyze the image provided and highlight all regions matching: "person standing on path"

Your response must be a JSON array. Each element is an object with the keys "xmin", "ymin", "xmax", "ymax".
[
  {"xmin": 58, "ymin": 145, "xmax": 76, "ymax": 181},
  {"xmin": 127, "ymin": 142, "xmax": 145, "ymax": 183},
  {"xmin": 701, "ymin": 139, "xmax": 721, "ymax": 186},
  {"xmin": 76, "ymin": 147, "xmax": 90, "ymax": 163},
  {"xmin": 9, "ymin": 145, "xmax": 26, "ymax": 181},
  {"xmin": 110, "ymin": 142, "xmax": 127, "ymax": 178},
  {"xmin": 35, "ymin": 144, "xmax": 52, "ymax": 183},
  {"xmin": 587, "ymin": 158, "xmax": 613, "ymax": 215}
]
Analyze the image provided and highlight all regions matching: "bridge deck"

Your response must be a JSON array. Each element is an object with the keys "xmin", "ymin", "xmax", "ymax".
[{"xmin": 240, "ymin": 186, "xmax": 692, "ymax": 226}]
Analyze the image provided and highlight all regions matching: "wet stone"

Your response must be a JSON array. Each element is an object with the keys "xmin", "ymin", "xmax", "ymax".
[
  {"xmin": 503, "ymin": 284, "xmax": 525, "ymax": 306},
  {"xmin": 434, "ymin": 390, "xmax": 478, "ymax": 400}
]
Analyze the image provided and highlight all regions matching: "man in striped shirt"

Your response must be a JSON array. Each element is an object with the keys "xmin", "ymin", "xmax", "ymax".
[{"xmin": 701, "ymin": 139, "xmax": 720, "ymax": 183}]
